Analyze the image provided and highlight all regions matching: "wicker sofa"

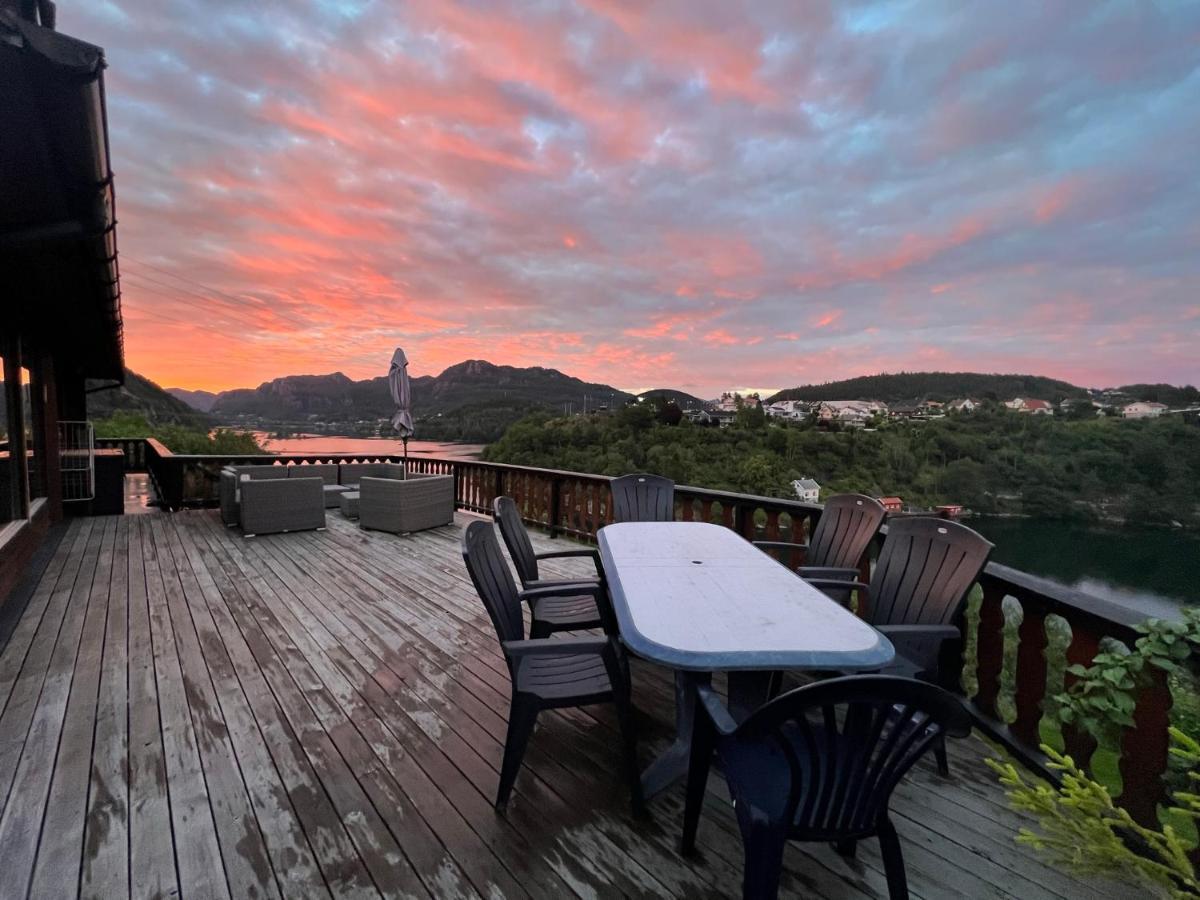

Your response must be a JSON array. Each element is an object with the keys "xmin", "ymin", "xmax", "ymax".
[
  {"xmin": 219, "ymin": 465, "xmax": 327, "ymax": 536},
  {"xmin": 358, "ymin": 473, "xmax": 455, "ymax": 534},
  {"xmin": 338, "ymin": 462, "xmax": 407, "ymax": 490}
]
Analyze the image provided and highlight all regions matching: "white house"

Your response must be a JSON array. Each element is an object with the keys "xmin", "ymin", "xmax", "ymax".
[
  {"xmin": 792, "ymin": 478, "xmax": 820, "ymax": 503},
  {"xmin": 1122, "ymin": 401, "xmax": 1168, "ymax": 419},
  {"xmin": 815, "ymin": 400, "xmax": 886, "ymax": 426},
  {"xmin": 1005, "ymin": 397, "xmax": 1053, "ymax": 415},
  {"xmin": 697, "ymin": 409, "xmax": 737, "ymax": 428},
  {"xmin": 946, "ymin": 398, "xmax": 978, "ymax": 412},
  {"xmin": 765, "ymin": 399, "xmax": 811, "ymax": 420}
]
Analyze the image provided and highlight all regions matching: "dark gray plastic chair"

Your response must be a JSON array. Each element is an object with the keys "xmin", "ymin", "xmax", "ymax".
[
  {"xmin": 493, "ymin": 496, "xmax": 611, "ymax": 637},
  {"xmin": 610, "ymin": 473, "xmax": 674, "ymax": 523},
  {"xmin": 461, "ymin": 521, "xmax": 643, "ymax": 814},
  {"xmin": 682, "ymin": 675, "xmax": 971, "ymax": 900},
  {"xmin": 753, "ymin": 493, "xmax": 886, "ymax": 582},
  {"xmin": 493, "ymin": 495, "xmax": 603, "ymax": 586},
  {"xmin": 806, "ymin": 517, "xmax": 992, "ymax": 774}
]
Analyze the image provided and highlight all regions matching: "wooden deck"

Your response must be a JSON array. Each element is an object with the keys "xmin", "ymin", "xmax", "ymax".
[{"xmin": 0, "ymin": 509, "xmax": 1124, "ymax": 899}]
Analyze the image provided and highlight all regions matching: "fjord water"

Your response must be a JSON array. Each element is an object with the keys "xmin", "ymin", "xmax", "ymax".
[{"xmin": 971, "ymin": 516, "xmax": 1199, "ymax": 617}]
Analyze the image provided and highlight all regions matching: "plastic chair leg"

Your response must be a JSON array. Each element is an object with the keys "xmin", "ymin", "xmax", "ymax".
[
  {"xmin": 496, "ymin": 695, "xmax": 539, "ymax": 811},
  {"xmin": 934, "ymin": 735, "xmax": 950, "ymax": 776},
  {"xmin": 740, "ymin": 822, "xmax": 788, "ymax": 900},
  {"xmin": 878, "ymin": 817, "xmax": 909, "ymax": 900}
]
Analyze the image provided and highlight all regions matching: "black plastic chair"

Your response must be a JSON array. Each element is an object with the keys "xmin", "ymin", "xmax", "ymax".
[
  {"xmin": 493, "ymin": 496, "xmax": 611, "ymax": 637},
  {"xmin": 682, "ymin": 675, "xmax": 972, "ymax": 900},
  {"xmin": 461, "ymin": 521, "xmax": 643, "ymax": 813},
  {"xmin": 610, "ymin": 473, "xmax": 675, "ymax": 522},
  {"xmin": 753, "ymin": 493, "xmax": 886, "ymax": 582},
  {"xmin": 494, "ymin": 496, "xmax": 603, "ymax": 586},
  {"xmin": 806, "ymin": 517, "xmax": 992, "ymax": 774}
]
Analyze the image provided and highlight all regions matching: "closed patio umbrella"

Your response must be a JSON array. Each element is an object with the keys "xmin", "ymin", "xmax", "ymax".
[{"xmin": 389, "ymin": 347, "xmax": 415, "ymax": 477}]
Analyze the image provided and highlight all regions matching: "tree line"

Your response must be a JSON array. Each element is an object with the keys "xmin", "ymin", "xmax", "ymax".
[{"xmin": 484, "ymin": 402, "xmax": 1200, "ymax": 527}]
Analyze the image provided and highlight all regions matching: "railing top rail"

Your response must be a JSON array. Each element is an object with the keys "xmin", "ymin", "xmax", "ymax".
[
  {"xmin": 144, "ymin": 437, "xmax": 174, "ymax": 457},
  {"xmin": 980, "ymin": 561, "xmax": 1149, "ymax": 635},
  {"xmin": 144, "ymin": 448, "xmax": 827, "ymax": 511},
  {"xmin": 125, "ymin": 438, "xmax": 1185, "ymax": 628}
]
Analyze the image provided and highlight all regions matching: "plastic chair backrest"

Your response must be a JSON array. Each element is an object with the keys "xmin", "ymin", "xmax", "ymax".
[
  {"xmin": 461, "ymin": 521, "xmax": 525, "ymax": 646},
  {"xmin": 610, "ymin": 473, "xmax": 675, "ymax": 523}
]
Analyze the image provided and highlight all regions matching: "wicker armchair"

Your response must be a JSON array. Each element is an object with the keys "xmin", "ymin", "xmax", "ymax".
[
  {"xmin": 358, "ymin": 473, "xmax": 454, "ymax": 534},
  {"xmin": 219, "ymin": 465, "xmax": 287, "ymax": 526},
  {"xmin": 238, "ymin": 475, "xmax": 325, "ymax": 536}
]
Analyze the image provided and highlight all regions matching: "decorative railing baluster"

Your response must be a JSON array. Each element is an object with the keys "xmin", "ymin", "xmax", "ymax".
[
  {"xmin": 1011, "ymin": 606, "xmax": 1050, "ymax": 747},
  {"xmin": 974, "ymin": 580, "xmax": 1008, "ymax": 721}
]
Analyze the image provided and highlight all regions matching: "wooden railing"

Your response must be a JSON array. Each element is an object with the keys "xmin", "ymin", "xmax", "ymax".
[
  {"xmin": 95, "ymin": 436, "xmax": 148, "ymax": 471},
  {"xmin": 99, "ymin": 437, "xmax": 1185, "ymax": 828}
]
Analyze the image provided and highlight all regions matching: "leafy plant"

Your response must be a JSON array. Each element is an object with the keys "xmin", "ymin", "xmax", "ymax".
[
  {"xmin": 988, "ymin": 735, "xmax": 1200, "ymax": 898},
  {"xmin": 1057, "ymin": 610, "xmax": 1200, "ymax": 746}
]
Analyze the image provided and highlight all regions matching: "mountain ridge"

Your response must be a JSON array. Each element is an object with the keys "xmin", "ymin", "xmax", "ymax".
[
  {"xmin": 166, "ymin": 387, "xmax": 218, "ymax": 412},
  {"xmin": 86, "ymin": 371, "xmax": 212, "ymax": 427},
  {"xmin": 766, "ymin": 372, "xmax": 1092, "ymax": 404},
  {"xmin": 205, "ymin": 359, "xmax": 637, "ymax": 441}
]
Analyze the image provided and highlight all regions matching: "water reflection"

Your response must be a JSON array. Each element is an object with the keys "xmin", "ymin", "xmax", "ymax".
[{"xmin": 970, "ymin": 516, "xmax": 1199, "ymax": 614}]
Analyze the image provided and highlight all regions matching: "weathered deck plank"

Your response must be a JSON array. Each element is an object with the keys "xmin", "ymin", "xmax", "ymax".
[
  {"xmin": 0, "ymin": 517, "xmax": 106, "ymax": 898},
  {"xmin": 143, "ymin": 513, "xmax": 233, "ymax": 900},
  {"xmin": 0, "ymin": 509, "xmax": 1129, "ymax": 900},
  {"xmin": 29, "ymin": 516, "xmax": 118, "ymax": 899},
  {"xmin": 126, "ymin": 516, "xmax": 179, "ymax": 900},
  {"xmin": 81, "ymin": 514, "xmax": 131, "ymax": 899}
]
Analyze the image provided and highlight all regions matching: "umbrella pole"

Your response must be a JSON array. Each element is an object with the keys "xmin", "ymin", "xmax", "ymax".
[{"xmin": 402, "ymin": 437, "xmax": 408, "ymax": 479}]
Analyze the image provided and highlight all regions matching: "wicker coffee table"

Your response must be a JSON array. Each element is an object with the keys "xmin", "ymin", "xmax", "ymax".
[{"xmin": 338, "ymin": 491, "xmax": 360, "ymax": 518}]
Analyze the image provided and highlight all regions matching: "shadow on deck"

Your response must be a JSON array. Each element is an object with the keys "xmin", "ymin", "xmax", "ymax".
[{"xmin": 0, "ymin": 510, "xmax": 1125, "ymax": 898}]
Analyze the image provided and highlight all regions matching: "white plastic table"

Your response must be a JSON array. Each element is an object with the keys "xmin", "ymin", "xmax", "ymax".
[{"xmin": 599, "ymin": 521, "xmax": 895, "ymax": 797}]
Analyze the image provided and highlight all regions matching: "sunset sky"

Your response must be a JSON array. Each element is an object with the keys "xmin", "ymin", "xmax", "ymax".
[{"xmin": 73, "ymin": 0, "xmax": 1199, "ymax": 396}]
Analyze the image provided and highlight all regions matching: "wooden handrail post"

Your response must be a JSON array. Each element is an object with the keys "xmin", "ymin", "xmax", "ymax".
[{"xmin": 548, "ymin": 477, "xmax": 561, "ymax": 539}]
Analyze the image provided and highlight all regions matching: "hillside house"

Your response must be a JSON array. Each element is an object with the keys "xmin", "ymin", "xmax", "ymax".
[
  {"xmin": 946, "ymin": 398, "xmax": 978, "ymax": 412},
  {"xmin": 715, "ymin": 391, "xmax": 761, "ymax": 412},
  {"xmin": 696, "ymin": 409, "xmax": 737, "ymax": 428},
  {"xmin": 889, "ymin": 403, "xmax": 923, "ymax": 419},
  {"xmin": 815, "ymin": 400, "xmax": 886, "ymax": 427},
  {"xmin": 1122, "ymin": 401, "xmax": 1168, "ymax": 419},
  {"xmin": 765, "ymin": 399, "xmax": 810, "ymax": 420},
  {"xmin": 791, "ymin": 478, "xmax": 820, "ymax": 503},
  {"xmin": 1005, "ymin": 397, "xmax": 1052, "ymax": 414},
  {"xmin": 878, "ymin": 496, "xmax": 904, "ymax": 513}
]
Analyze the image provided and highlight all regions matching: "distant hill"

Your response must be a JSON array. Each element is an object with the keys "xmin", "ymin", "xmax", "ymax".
[
  {"xmin": 86, "ymin": 370, "xmax": 213, "ymax": 427},
  {"xmin": 638, "ymin": 389, "xmax": 707, "ymax": 409},
  {"xmin": 207, "ymin": 359, "xmax": 637, "ymax": 442},
  {"xmin": 167, "ymin": 387, "xmax": 219, "ymax": 412},
  {"xmin": 1111, "ymin": 384, "xmax": 1200, "ymax": 408},
  {"xmin": 767, "ymin": 372, "xmax": 1090, "ymax": 404}
]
